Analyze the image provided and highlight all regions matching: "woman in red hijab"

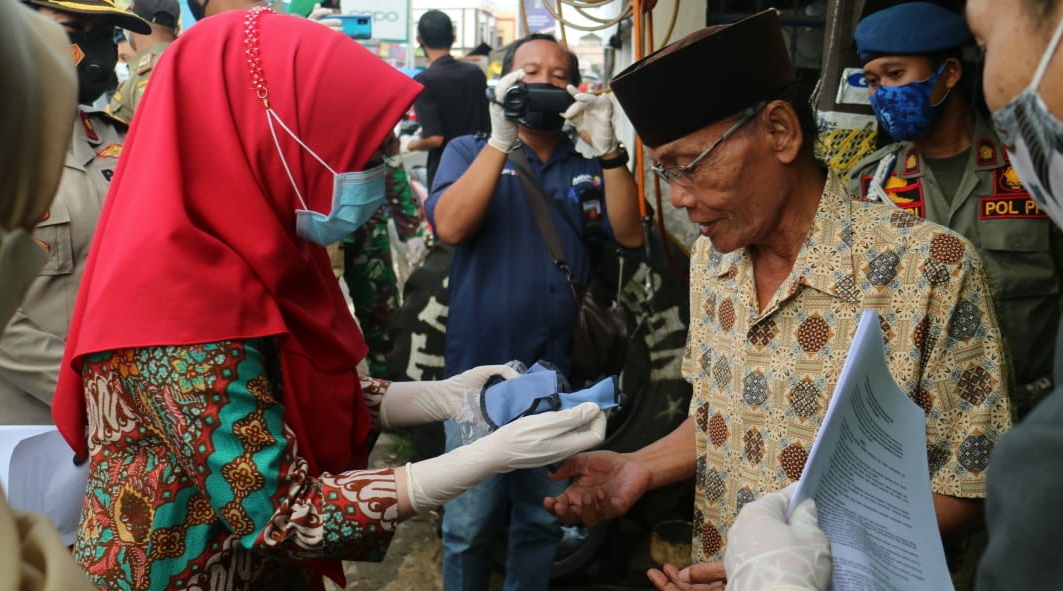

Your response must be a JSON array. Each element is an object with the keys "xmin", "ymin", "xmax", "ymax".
[{"xmin": 51, "ymin": 8, "xmax": 605, "ymax": 590}]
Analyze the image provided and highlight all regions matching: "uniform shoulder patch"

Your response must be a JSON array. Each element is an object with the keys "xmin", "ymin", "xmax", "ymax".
[{"xmin": 135, "ymin": 52, "xmax": 155, "ymax": 75}]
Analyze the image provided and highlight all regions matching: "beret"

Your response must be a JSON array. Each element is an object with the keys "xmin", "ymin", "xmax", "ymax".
[{"xmin": 855, "ymin": 2, "xmax": 972, "ymax": 62}]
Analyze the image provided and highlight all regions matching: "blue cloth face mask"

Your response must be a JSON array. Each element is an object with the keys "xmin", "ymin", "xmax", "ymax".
[
  {"xmin": 265, "ymin": 107, "xmax": 386, "ymax": 246},
  {"xmin": 868, "ymin": 62, "xmax": 950, "ymax": 141},
  {"xmin": 992, "ymin": 14, "xmax": 1063, "ymax": 227},
  {"xmin": 480, "ymin": 361, "xmax": 622, "ymax": 430}
]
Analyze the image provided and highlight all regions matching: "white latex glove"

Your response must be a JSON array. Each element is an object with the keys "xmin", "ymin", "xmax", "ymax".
[
  {"xmin": 562, "ymin": 85, "xmax": 619, "ymax": 158},
  {"xmin": 403, "ymin": 235, "xmax": 428, "ymax": 269},
  {"xmin": 405, "ymin": 402, "xmax": 606, "ymax": 511},
  {"xmin": 308, "ymin": 4, "xmax": 342, "ymax": 33},
  {"xmin": 379, "ymin": 364, "xmax": 521, "ymax": 429},
  {"xmin": 487, "ymin": 68, "xmax": 526, "ymax": 154},
  {"xmin": 725, "ymin": 483, "xmax": 833, "ymax": 591},
  {"xmin": 399, "ymin": 132, "xmax": 419, "ymax": 154}
]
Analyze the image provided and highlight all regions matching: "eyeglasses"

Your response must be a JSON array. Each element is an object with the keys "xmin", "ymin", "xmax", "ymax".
[{"xmin": 651, "ymin": 102, "xmax": 765, "ymax": 188}]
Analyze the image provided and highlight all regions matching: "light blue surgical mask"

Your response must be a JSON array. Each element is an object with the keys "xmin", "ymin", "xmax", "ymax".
[{"xmin": 266, "ymin": 108, "xmax": 386, "ymax": 246}]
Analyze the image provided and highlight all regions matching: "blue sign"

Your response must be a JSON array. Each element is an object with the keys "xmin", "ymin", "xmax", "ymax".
[{"xmin": 524, "ymin": 0, "xmax": 555, "ymax": 34}]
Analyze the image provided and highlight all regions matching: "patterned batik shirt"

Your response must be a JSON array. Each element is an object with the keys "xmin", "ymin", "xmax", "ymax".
[
  {"xmin": 681, "ymin": 174, "xmax": 1013, "ymax": 564},
  {"xmin": 74, "ymin": 338, "xmax": 398, "ymax": 591}
]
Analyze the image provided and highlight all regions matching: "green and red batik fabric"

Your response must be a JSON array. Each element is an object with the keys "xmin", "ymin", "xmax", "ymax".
[{"xmin": 73, "ymin": 339, "xmax": 398, "ymax": 591}]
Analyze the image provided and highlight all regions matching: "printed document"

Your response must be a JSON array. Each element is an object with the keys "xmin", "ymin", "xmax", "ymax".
[{"xmin": 788, "ymin": 309, "xmax": 953, "ymax": 591}]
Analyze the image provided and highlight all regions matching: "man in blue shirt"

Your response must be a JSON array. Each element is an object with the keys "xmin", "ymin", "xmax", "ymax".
[{"xmin": 424, "ymin": 33, "xmax": 643, "ymax": 591}]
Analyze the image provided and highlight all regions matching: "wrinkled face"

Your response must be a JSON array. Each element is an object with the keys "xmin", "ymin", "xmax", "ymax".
[
  {"xmin": 966, "ymin": 0, "xmax": 1063, "ymax": 115},
  {"xmin": 648, "ymin": 108, "xmax": 788, "ymax": 254},
  {"xmin": 511, "ymin": 39, "xmax": 571, "ymax": 88}
]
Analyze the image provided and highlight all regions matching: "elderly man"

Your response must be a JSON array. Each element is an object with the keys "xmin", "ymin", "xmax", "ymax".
[{"xmin": 544, "ymin": 10, "xmax": 1012, "ymax": 590}]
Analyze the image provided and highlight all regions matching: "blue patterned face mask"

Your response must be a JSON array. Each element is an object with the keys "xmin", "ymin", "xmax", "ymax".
[
  {"xmin": 265, "ymin": 108, "xmax": 385, "ymax": 246},
  {"xmin": 869, "ymin": 62, "xmax": 950, "ymax": 141}
]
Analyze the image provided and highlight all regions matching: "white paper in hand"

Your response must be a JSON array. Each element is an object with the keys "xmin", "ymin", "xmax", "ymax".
[{"xmin": 788, "ymin": 309, "xmax": 953, "ymax": 591}]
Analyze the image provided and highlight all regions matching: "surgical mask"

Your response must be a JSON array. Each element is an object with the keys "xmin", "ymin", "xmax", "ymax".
[
  {"xmin": 519, "ymin": 83, "xmax": 574, "ymax": 131},
  {"xmin": 869, "ymin": 62, "xmax": 950, "ymax": 141},
  {"xmin": 115, "ymin": 60, "xmax": 129, "ymax": 84},
  {"xmin": 69, "ymin": 29, "xmax": 118, "ymax": 105},
  {"xmin": 0, "ymin": 228, "xmax": 47, "ymax": 328},
  {"xmin": 265, "ymin": 108, "xmax": 386, "ymax": 246},
  {"xmin": 991, "ymin": 15, "xmax": 1063, "ymax": 227}
]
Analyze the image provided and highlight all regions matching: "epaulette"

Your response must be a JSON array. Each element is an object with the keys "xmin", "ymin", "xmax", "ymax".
[
  {"xmin": 87, "ymin": 108, "xmax": 131, "ymax": 130},
  {"xmin": 135, "ymin": 52, "xmax": 156, "ymax": 75}
]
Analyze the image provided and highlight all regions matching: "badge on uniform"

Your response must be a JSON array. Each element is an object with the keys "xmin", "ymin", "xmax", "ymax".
[
  {"xmin": 96, "ymin": 144, "xmax": 122, "ymax": 159},
  {"xmin": 80, "ymin": 111, "xmax": 99, "ymax": 142},
  {"xmin": 981, "ymin": 164, "xmax": 1048, "ymax": 219},
  {"xmin": 862, "ymin": 174, "xmax": 926, "ymax": 217}
]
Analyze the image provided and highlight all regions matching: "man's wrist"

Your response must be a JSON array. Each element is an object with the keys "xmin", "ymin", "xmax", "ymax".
[{"xmin": 598, "ymin": 143, "xmax": 628, "ymax": 169}]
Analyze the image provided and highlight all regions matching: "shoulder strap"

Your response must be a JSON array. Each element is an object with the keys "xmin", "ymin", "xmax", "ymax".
[{"xmin": 508, "ymin": 149, "xmax": 580, "ymax": 299}]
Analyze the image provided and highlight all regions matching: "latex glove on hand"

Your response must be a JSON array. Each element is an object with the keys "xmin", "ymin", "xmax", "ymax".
[
  {"xmin": 308, "ymin": 4, "xmax": 342, "ymax": 33},
  {"xmin": 563, "ymin": 85, "xmax": 619, "ymax": 158},
  {"xmin": 405, "ymin": 402, "xmax": 606, "ymax": 511},
  {"xmin": 399, "ymin": 132, "xmax": 419, "ymax": 154},
  {"xmin": 378, "ymin": 364, "xmax": 521, "ymax": 429},
  {"xmin": 487, "ymin": 68, "xmax": 526, "ymax": 154},
  {"xmin": 724, "ymin": 483, "xmax": 832, "ymax": 591}
]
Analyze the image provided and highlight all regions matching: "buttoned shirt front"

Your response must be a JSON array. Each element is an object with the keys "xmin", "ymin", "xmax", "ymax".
[{"xmin": 682, "ymin": 175, "xmax": 1013, "ymax": 562}]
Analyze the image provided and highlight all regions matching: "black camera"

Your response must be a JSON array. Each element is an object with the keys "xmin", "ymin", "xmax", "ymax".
[{"xmin": 488, "ymin": 82, "xmax": 574, "ymax": 120}]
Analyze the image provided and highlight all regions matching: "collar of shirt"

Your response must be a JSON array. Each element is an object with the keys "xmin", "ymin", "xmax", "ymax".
[
  {"xmin": 710, "ymin": 173, "xmax": 858, "ymax": 307},
  {"xmin": 517, "ymin": 135, "xmax": 581, "ymax": 170}
]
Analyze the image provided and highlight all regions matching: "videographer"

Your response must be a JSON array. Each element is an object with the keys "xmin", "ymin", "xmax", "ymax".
[{"xmin": 424, "ymin": 33, "xmax": 642, "ymax": 591}]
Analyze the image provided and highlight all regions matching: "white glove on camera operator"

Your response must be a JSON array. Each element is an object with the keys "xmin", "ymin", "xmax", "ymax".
[
  {"xmin": 563, "ymin": 85, "xmax": 619, "ymax": 158},
  {"xmin": 724, "ymin": 483, "xmax": 833, "ymax": 591},
  {"xmin": 487, "ymin": 68, "xmax": 526, "ymax": 154}
]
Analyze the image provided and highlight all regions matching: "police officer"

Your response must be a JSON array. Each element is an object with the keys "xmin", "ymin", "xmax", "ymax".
[
  {"xmin": 847, "ymin": 1, "xmax": 1063, "ymax": 419},
  {"xmin": 108, "ymin": 0, "xmax": 178, "ymax": 123},
  {"xmin": 0, "ymin": 0, "xmax": 150, "ymax": 424}
]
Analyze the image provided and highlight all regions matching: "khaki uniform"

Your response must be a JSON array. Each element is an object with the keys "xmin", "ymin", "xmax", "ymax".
[
  {"xmin": 848, "ymin": 115, "xmax": 1063, "ymax": 417},
  {"xmin": 108, "ymin": 41, "xmax": 170, "ymax": 124},
  {"xmin": 0, "ymin": 109, "xmax": 127, "ymax": 424}
]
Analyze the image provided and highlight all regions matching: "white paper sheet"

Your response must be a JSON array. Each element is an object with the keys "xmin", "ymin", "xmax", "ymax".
[
  {"xmin": 789, "ymin": 310, "xmax": 954, "ymax": 591},
  {"xmin": 0, "ymin": 426, "xmax": 88, "ymax": 545}
]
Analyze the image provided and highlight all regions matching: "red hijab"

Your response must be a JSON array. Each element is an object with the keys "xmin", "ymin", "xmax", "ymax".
[{"xmin": 53, "ymin": 10, "xmax": 421, "ymax": 477}]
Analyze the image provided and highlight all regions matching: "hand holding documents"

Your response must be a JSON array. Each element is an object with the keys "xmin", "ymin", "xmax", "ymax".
[{"xmin": 788, "ymin": 309, "xmax": 953, "ymax": 591}]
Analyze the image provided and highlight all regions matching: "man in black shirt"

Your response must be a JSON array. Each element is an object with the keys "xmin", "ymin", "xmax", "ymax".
[{"xmin": 407, "ymin": 10, "xmax": 490, "ymax": 188}]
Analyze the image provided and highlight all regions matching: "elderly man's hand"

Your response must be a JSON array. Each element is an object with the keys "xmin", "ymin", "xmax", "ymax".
[
  {"xmin": 647, "ymin": 562, "xmax": 726, "ymax": 591},
  {"xmin": 542, "ymin": 450, "xmax": 651, "ymax": 527}
]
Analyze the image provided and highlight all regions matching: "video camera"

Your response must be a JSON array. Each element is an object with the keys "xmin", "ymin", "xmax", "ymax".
[{"xmin": 488, "ymin": 82, "xmax": 574, "ymax": 120}]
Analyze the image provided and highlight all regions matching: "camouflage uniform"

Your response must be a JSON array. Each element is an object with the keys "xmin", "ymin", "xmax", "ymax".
[{"xmin": 342, "ymin": 135, "xmax": 424, "ymax": 377}]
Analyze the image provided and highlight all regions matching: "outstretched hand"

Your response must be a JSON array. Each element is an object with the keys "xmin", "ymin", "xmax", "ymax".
[
  {"xmin": 647, "ymin": 562, "xmax": 727, "ymax": 591},
  {"xmin": 542, "ymin": 450, "xmax": 651, "ymax": 527}
]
